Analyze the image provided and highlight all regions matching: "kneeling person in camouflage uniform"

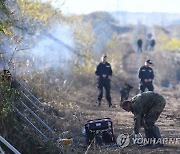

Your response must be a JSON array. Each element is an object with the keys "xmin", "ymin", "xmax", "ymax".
[{"xmin": 121, "ymin": 91, "xmax": 166, "ymax": 148}]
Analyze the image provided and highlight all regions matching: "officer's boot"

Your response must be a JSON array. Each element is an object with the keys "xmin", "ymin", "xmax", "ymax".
[
  {"xmin": 96, "ymin": 100, "xmax": 101, "ymax": 107},
  {"xmin": 151, "ymin": 127, "xmax": 164, "ymax": 148},
  {"xmin": 108, "ymin": 101, "xmax": 112, "ymax": 107},
  {"xmin": 141, "ymin": 129, "xmax": 154, "ymax": 147}
]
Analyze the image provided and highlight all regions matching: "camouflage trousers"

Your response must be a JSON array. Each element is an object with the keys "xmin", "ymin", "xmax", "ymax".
[{"xmin": 143, "ymin": 95, "xmax": 166, "ymax": 130}]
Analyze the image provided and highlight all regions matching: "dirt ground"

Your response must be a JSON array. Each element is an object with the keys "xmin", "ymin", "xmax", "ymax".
[{"xmin": 73, "ymin": 85, "xmax": 180, "ymax": 154}]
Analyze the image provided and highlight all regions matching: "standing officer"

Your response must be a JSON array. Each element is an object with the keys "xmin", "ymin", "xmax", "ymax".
[
  {"xmin": 121, "ymin": 91, "xmax": 166, "ymax": 148},
  {"xmin": 150, "ymin": 39, "xmax": 156, "ymax": 51},
  {"xmin": 137, "ymin": 39, "xmax": 143, "ymax": 53},
  {"xmin": 95, "ymin": 54, "xmax": 112, "ymax": 107},
  {"xmin": 138, "ymin": 59, "xmax": 154, "ymax": 93}
]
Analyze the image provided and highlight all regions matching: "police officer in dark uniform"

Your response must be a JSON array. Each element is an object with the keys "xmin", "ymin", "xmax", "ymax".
[
  {"xmin": 137, "ymin": 39, "xmax": 143, "ymax": 53},
  {"xmin": 150, "ymin": 39, "xmax": 156, "ymax": 51},
  {"xmin": 95, "ymin": 54, "xmax": 112, "ymax": 107},
  {"xmin": 121, "ymin": 91, "xmax": 166, "ymax": 148},
  {"xmin": 138, "ymin": 59, "xmax": 154, "ymax": 93}
]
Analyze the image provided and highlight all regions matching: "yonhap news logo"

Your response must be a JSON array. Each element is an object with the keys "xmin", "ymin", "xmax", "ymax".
[
  {"xmin": 117, "ymin": 133, "xmax": 180, "ymax": 148},
  {"xmin": 116, "ymin": 134, "xmax": 130, "ymax": 148}
]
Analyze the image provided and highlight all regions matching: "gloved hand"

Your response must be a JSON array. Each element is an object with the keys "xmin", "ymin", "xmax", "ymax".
[
  {"xmin": 102, "ymin": 74, "xmax": 107, "ymax": 78},
  {"xmin": 144, "ymin": 79, "xmax": 148, "ymax": 82},
  {"xmin": 148, "ymin": 79, "xmax": 152, "ymax": 82},
  {"xmin": 134, "ymin": 133, "xmax": 143, "ymax": 145}
]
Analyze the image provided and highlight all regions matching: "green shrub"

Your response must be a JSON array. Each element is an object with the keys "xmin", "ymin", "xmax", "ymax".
[{"xmin": 165, "ymin": 38, "xmax": 180, "ymax": 51}]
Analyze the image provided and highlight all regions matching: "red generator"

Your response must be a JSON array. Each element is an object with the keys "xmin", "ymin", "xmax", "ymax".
[{"xmin": 84, "ymin": 118, "xmax": 116, "ymax": 146}]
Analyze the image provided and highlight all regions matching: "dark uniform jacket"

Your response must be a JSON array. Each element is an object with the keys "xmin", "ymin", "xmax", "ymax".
[
  {"xmin": 151, "ymin": 39, "xmax": 156, "ymax": 46},
  {"xmin": 130, "ymin": 91, "xmax": 166, "ymax": 134},
  {"xmin": 137, "ymin": 39, "xmax": 143, "ymax": 47},
  {"xmin": 95, "ymin": 62, "xmax": 112, "ymax": 80},
  {"xmin": 138, "ymin": 66, "xmax": 154, "ymax": 82}
]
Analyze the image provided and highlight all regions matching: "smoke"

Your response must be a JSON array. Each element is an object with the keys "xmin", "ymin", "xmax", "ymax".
[
  {"xmin": 0, "ymin": 23, "xmax": 77, "ymax": 92},
  {"xmin": 0, "ymin": 0, "xmax": 76, "ymax": 85},
  {"xmin": 30, "ymin": 24, "xmax": 74, "ymax": 71},
  {"xmin": 87, "ymin": 12, "xmax": 115, "ymax": 55},
  {"xmin": 6, "ymin": 23, "xmax": 75, "ymax": 78},
  {"xmin": 0, "ymin": 34, "xmax": 17, "ymax": 71}
]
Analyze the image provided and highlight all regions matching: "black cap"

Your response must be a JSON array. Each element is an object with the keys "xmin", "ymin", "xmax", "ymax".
[
  {"xmin": 146, "ymin": 59, "xmax": 153, "ymax": 64},
  {"xmin": 102, "ymin": 54, "xmax": 107, "ymax": 58}
]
